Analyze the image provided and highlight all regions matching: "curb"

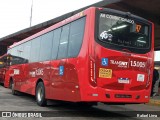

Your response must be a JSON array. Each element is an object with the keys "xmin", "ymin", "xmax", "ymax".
[{"xmin": 148, "ymin": 99, "xmax": 160, "ymax": 106}]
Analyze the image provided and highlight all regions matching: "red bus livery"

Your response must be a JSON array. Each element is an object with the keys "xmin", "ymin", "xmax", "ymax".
[
  {"xmin": 7, "ymin": 7, "xmax": 154, "ymax": 106},
  {"xmin": 0, "ymin": 56, "xmax": 6, "ymax": 85},
  {"xmin": 0, "ymin": 54, "xmax": 10, "ymax": 86}
]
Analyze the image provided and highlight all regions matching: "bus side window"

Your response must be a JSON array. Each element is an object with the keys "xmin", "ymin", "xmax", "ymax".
[
  {"xmin": 57, "ymin": 24, "xmax": 70, "ymax": 59},
  {"xmin": 39, "ymin": 31, "xmax": 53, "ymax": 61},
  {"xmin": 52, "ymin": 28, "xmax": 61, "ymax": 60},
  {"xmin": 68, "ymin": 17, "xmax": 86, "ymax": 58},
  {"xmin": 30, "ymin": 37, "xmax": 41, "ymax": 62},
  {"xmin": 10, "ymin": 55, "xmax": 28, "ymax": 65},
  {"xmin": 23, "ymin": 41, "xmax": 31, "ymax": 62}
]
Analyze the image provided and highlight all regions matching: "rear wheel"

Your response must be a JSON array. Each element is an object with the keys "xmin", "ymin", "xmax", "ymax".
[
  {"xmin": 9, "ymin": 79, "xmax": 12, "ymax": 89},
  {"xmin": 36, "ymin": 82, "xmax": 47, "ymax": 106},
  {"xmin": 11, "ymin": 80, "xmax": 18, "ymax": 95}
]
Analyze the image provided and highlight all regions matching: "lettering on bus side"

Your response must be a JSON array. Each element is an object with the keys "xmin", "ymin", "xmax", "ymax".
[
  {"xmin": 13, "ymin": 69, "xmax": 20, "ymax": 75},
  {"xmin": 130, "ymin": 61, "xmax": 146, "ymax": 68},
  {"xmin": 29, "ymin": 71, "xmax": 36, "ymax": 77},
  {"xmin": 35, "ymin": 69, "xmax": 44, "ymax": 76},
  {"xmin": 110, "ymin": 60, "xmax": 128, "ymax": 68},
  {"xmin": 110, "ymin": 60, "xmax": 146, "ymax": 68},
  {"xmin": 100, "ymin": 13, "xmax": 134, "ymax": 24}
]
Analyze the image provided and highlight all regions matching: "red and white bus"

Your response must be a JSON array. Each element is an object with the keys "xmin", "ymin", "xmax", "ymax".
[{"xmin": 7, "ymin": 7, "xmax": 154, "ymax": 106}]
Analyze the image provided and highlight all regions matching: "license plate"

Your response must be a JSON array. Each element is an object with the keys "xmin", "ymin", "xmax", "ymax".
[{"xmin": 118, "ymin": 78, "xmax": 130, "ymax": 84}]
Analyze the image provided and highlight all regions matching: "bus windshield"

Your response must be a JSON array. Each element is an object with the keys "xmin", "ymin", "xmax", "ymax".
[{"xmin": 98, "ymin": 13, "xmax": 151, "ymax": 53}]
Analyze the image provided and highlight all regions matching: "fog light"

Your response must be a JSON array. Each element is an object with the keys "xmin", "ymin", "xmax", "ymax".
[
  {"xmin": 106, "ymin": 94, "xmax": 110, "ymax": 98},
  {"xmin": 136, "ymin": 95, "xmax": 140, "ymax": 99}
]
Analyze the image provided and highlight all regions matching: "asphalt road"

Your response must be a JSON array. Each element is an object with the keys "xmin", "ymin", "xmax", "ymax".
[{"xmin": 0, "ymin": 85, "xmax": 160, "ymax": 120}]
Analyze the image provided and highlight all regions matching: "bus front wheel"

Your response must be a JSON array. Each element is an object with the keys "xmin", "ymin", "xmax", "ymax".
[{"xmin": 36, "ymin": 82, "xmax": 47, "ymax": 106}]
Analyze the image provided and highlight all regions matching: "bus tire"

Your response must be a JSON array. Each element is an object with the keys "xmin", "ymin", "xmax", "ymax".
[
  {"xmin": 36, "ymin": 82, "xmax": 47, "ymax": 106},
  {"xmin": 9, "ymin": 78, "xmax": 12, "ymax": 89},
  {"xmin": 11, "ymin": 80, "xmax": 18, "ymax": 95}
]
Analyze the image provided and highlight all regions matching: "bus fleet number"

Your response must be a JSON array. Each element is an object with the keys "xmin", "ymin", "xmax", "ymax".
[{"xmin": 130, "ymin": 61, "xmax": 145, "ymax": 68}]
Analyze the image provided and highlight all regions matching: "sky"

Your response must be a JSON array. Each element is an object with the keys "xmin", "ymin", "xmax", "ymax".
[{"xmin": 0, "ymin": 0, "xmax": 101, "ymax": 38}]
